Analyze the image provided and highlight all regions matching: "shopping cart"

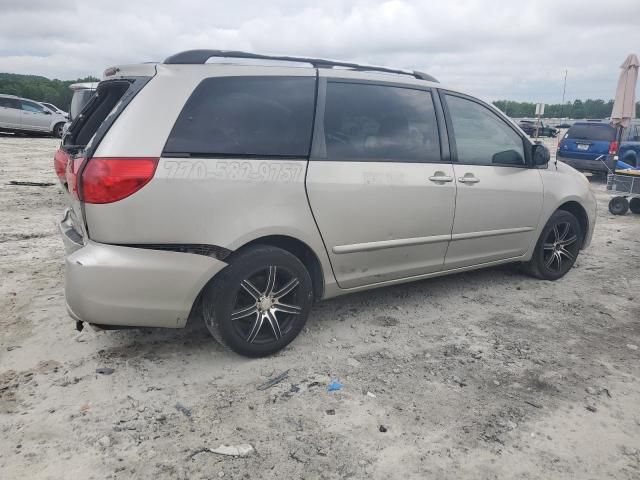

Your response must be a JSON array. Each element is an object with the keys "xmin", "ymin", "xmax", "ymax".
[{"xmin": 599, "ymin": 155, "xmax": 640, "ymax": 215}]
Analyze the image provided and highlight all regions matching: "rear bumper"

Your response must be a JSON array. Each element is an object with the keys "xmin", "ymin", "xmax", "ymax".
[
  {"xmin": 64, "ymin": 238, "xmax": 227, "ymax": 329},
  {"xmin": 557, "ymin": 155, "xmax": 610, "ymax": 173}
]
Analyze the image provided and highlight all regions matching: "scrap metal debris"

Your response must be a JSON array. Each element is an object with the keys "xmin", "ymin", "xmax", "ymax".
[
  {"xmin": 175, "ymin": 402, "xmax": 192, "ymax": 418},
  {"xmin": 9, "ymin": 180, "xmax": 55, "ymax": 187},
  {"xmin": 209, "ymin": 444, "xmax": 255, "ymax": 457},
  {"xmin": 257, "ymin": 370, "xmax": 289, "ymax": 391},
  {"xmin": 190, "ymin": 444, "xmax": 255, "ymax": 460}
]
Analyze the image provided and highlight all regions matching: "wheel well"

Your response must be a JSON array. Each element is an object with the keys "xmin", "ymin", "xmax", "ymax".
[
  {"xmin": 557, "ymin": 201, "xmax": 588, "ymax": 248},
  {"xmin": 232, "ymin": 235, "xmax": 325, "ymax": 301}
]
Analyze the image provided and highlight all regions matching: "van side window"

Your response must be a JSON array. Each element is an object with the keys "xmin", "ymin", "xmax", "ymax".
[
  {"xmin": 164, "ymin": 76, "xmax": 316, "ymax": 157},
  {"xmin": 0, "ymin": 98, "xmax": 20, "ymax": 109},
  {"xmin": 445, "ymin": 94, "xmax": 525, "ymax": 166},
  {"xmin": 321, "ymin": 82, "xmax": 441, "ymax": 162}
]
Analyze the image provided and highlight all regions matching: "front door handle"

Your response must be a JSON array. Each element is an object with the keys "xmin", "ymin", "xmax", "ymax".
[
  {"xmin": 428, "ymin": 172, "xmax": 454, "ymax": 183},
  {"xmin": 458, "ymin": 175, "xmax": 480, "ymax": 184}
]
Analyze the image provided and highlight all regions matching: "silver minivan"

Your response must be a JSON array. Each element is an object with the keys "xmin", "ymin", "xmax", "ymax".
[
  {"xmin": 56, "ymin": 50, "xmax": 597, "ymax": 357},
  {"xmin": 0, "ymin": 94, "xmax": 68, "ymax": 137}
]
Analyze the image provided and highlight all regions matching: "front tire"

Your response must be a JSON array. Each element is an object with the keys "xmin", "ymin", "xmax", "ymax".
[
  {"xmin": 53, "ymin": 122, "xmax": 65, "ymax": 138},
  {"xmin": 523, "ymin": 210, "xmax": 582, "ymax": 280},
  {"xmin": 202, "ymin": 245, "xmax": 313, "ymax": 357}
]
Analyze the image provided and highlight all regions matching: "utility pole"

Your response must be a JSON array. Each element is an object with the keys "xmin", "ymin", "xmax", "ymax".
[{"xmin": 560, "ymin": 69, "xmax": 568, "ymax": 117}]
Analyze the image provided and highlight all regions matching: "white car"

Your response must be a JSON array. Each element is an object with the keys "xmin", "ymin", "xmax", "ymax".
[
  {"xmin": 0, "ymin": 94, "xmax": 68, "ymax": 137},
  {"xmin": 40, "ymin": 102, "xmax": 68, "ymax": 117},
  {"xmin": 57, "ymin": 50, "xmax": 597, "ymax": 357}
]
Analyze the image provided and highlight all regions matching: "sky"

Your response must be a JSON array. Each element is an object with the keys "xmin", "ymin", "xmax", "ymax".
[{"xmin": 1, "ymin": 0, "xmax": 639, "ymax": 103}]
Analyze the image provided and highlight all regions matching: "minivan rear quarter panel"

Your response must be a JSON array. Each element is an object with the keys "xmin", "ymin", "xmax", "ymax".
[{"xmin": 86, "ymin": 65, "xmax": 338, "ymax": 295}]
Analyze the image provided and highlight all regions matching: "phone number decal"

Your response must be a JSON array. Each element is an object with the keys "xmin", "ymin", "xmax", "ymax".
[{"xmin": 162, "ymin": 160, "xmax": 304, "ymax": 182}]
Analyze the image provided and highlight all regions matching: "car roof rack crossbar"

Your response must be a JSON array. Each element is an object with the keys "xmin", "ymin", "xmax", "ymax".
[{"xmin": 163, "ymin": 49, "xmax": 438, "ymax": 83}]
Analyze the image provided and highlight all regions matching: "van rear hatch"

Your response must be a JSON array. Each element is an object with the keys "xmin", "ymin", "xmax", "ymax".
[
  {"xmin": 558, "ymin": 122, "xmax": 617, "ymax": 160},
  {"xmin": 56, "ymin": 65, "xmax": 156, "ymax": 246}
]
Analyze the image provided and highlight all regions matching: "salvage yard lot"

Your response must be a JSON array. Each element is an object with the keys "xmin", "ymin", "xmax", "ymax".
[{"xmin": 1, "ymin": 135, "xmax": 639, "ymax": 479}]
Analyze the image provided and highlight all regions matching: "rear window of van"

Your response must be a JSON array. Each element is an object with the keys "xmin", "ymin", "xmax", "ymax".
[{"xmin": 164, "ymin": 76, "xmax": 316, "ymax": 158}]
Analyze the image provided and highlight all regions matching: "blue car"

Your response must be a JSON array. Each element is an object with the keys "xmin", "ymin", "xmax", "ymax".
[
  {"xmin": 617, "ymin": 120, "xmax": 640, "ymax": 168},
  {"xmin": 557, "ymin": 121, "xmax": 618, "ymax": 173},
  {"xmin": 557, "ymin": 120, "xmax": 640, "ymax": 173}
]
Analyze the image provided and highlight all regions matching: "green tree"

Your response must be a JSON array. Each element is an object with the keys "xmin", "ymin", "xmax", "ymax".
[
  {"xmin": 0, "ymin": 73, "xmax": 99, "ymax": 110},
  {"xmin": 492, "ymin": 98, "xmax": 640, "ymax": 119}
]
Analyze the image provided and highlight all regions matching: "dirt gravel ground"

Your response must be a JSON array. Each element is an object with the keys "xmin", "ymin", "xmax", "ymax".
[{"xmin": 0, "ymin": 135, "xmax": 639, "ymax": 480}]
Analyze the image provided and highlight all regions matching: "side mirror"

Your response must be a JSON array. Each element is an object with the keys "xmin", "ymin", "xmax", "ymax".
[
  {"xmin": 532, "ymin": 144, "xmax": 550, "ymax": 166},
  {"xmin": 43, "ymin": 110, "xmax": 52, "ymax": 115}
]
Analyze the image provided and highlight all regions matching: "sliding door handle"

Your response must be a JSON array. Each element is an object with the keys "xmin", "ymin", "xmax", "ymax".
[
  {"xmin": 428, "ymin": 173, "xmax": 454, "ymax": 183},
  {"xmin": 458, "ymin": 176, "xmax": 480, "ymax": 184}
]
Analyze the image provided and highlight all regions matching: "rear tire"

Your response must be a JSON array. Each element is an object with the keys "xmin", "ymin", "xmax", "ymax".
[
  {"xmin": 609, "ymin": 196, "xmax": 629, "ymax": 215},
  {"xmin": 629, "ymin": 197, "xmax": 640, "ymax": 214},
  {"xmin": 523, "ymin": 210, "xmax": 582, "ymax": 280},
  {"xmin": 202, "ymin": 245, "xmax": 313, "ymax": 357}
]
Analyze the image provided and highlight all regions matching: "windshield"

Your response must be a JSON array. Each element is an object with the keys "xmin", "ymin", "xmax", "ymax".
[{"xmin": 566, "ymin": 123, "xmax": 616, "ymax": 142}]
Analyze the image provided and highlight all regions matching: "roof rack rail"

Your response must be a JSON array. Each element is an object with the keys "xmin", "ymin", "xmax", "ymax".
[{"xmin": 163, "ymin": 49, "xmax": 438, "ymax": 83}]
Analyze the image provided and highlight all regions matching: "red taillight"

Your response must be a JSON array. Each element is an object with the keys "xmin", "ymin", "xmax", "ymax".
[
  {"xmin": 81, "ymin": 157, "xmax": 159, "ymax": 204},
  {"xmin": 54, "ymin": 148, "xmax": 70, "ymax": 182},
  {"xmin": 608, "ymin": 141, "xmax": 619, "ymax": 155}
]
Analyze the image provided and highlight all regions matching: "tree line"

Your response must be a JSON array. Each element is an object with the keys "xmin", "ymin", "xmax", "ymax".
[
  {"xmin": 492, "ymin": 98, "xmax": 640, "ymax": 119},
  {"xmin": 0, "ymin": 73, "xmax": 99, "ymax": 110},
  {"xmin": 1, "ymin": 71, "xmax": 638, "ymax": 119}
]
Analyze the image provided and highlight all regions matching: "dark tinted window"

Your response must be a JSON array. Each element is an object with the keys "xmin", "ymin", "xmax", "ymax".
[
  {"xmin": 66, "ymin": 81, "xmax": 130, "ymax": 147},
  {"xmin": 446, "ymin": 95, "xmax": 525, "ymax": 166},
  {"xmin": 0, "ymin": 97, "xmax": 19, "ymax": 109},
  {"xmin": 322, "ymin": 82, "xmax": 440, "ymax": 162},
  {"xmin": 165, "ymin": 76, "xmax": 316, "ymax": 157},
  {"xmin": 566, "ymin": 123, "xmax": 615, "ymax": 142}
]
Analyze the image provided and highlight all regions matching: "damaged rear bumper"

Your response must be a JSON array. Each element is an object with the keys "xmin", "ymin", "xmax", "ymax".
[{"xmin": 64, "ymin": 239, "xmax": 227, "ymax": 329}]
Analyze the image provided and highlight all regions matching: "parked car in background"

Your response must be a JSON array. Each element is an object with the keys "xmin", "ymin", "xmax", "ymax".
[
  {"xmin": 617, "ymin": 120, "xmax": 640, "ymax": 168},
  {"xmin": 68, "ymin": 82, "xmax": 98, "ymax": 121},
  {"xmin": 56, "ymin": 50, "xmax": 596, "ymax": 357},
  {"xmin": 557, "ymin": 120, "xmax": 618, "ymax": 173},
  {"xmin": 518, "ymin": 119, "xmax": 558, "ymax": 137},
  {"xmin": 554, "ymin": 121, "xmax": 573, "ymax": 129},
  {"xmin": 40, "ymin": 102, "xmax": 68, "ymax": 117},
  {"xmin": 0, "ymin": 93, "xmax": 68, "ymax": 137}
]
